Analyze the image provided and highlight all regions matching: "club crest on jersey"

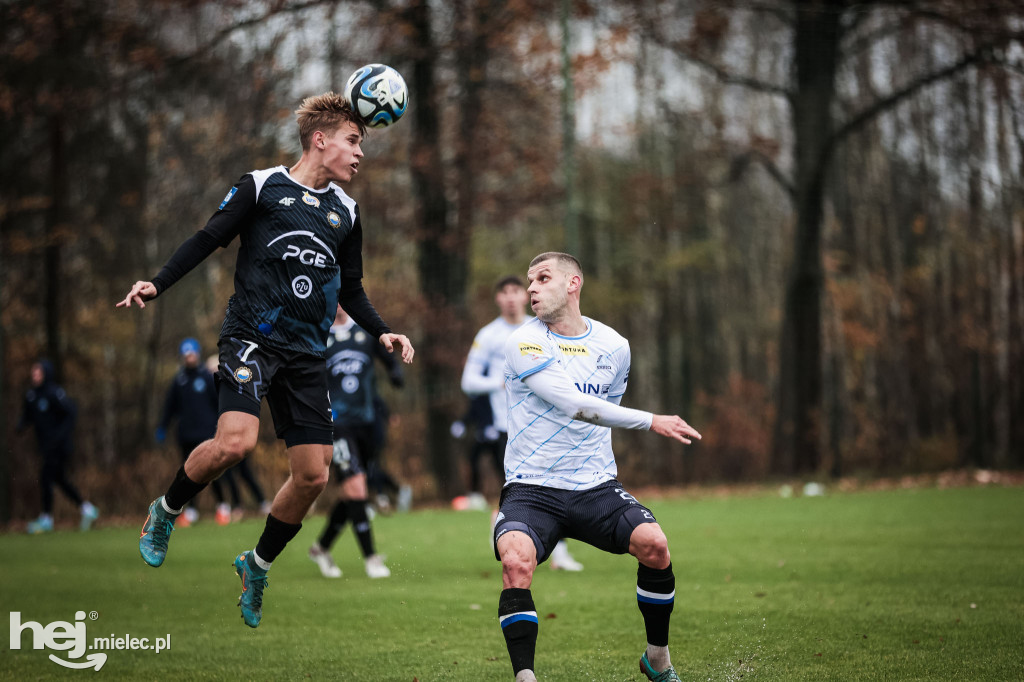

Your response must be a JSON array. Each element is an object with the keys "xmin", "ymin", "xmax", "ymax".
[
  {"xmin": 233, "ymin": 366, "xmax": 253, "ymax": 384},
  {"xmin": 302, "ymin": 191, "xmax": 320, "ymax": 208},
  {"xmin": 327, "ymin": 211, "xmax": 341, "ymax": 228}
]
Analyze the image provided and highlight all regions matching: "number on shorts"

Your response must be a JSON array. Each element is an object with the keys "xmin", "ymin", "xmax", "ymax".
[
  {"xmin": 240, "ymin": 340, "xmax": 259, "ymax": 362},
  {"xmin": 614, "ymin": 488, "xmax": 638, "ymax": 504},
  {"xmin": 332, "ymin": 439, "xmax": 352, "ymax": 469}
]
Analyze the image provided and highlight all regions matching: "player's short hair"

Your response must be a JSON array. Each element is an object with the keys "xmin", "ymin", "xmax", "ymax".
[
  {"xmin": 295, "ymin": 92, "xmax": 366, "ymax": 151},
  {"xmin": 529, "ymin": 252, "xmax": 583, "ymax": 278},
  {"xmin": 495, "ymin": 275, "xmax": 525, "ymax": 292}
]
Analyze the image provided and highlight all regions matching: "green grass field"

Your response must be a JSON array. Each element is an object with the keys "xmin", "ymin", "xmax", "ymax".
[{"xmin": 2, "ymin": 485, "xmax": 1023, "ymax": 681}]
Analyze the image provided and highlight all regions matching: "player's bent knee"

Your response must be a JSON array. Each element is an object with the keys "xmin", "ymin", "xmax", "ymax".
[
  {"xmin": 501, "ymin": 555, "xmax": 535, "ymax": 588},
  {"xmin": 637, "ymin": 542, "xmax": 671, "ymax": 569},
  {"xmin": 630, "ymin": 524, "xmax": 671, "ymax": 569},
  {"xmin": 214, "ymin": 437, "xmax": 252, "ymax": 467},
  {"xmin": 498, "ymin": 532, "xmax": 537, "ymax": 588},
  {"xmin": 295, "ymin": 468, "xmax": 329, "ymax": 493}
]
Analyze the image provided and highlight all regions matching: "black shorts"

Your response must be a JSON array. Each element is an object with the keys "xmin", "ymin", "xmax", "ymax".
[
  {"xmin": 216, "ymin": 336, "xmax": 333, "ymax": 447},
  {"xmin": 330, "ymin": 423, "xmax": 376, "ymax": 481},
  {"xmin": 492, "ymin": 480, "xmax": 658, "ymax": 563}
]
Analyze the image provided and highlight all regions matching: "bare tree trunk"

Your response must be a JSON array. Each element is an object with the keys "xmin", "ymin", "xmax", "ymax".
[
  {"xmin": 772, "ymin": 1, "xmax": 843, "ymax": 475},
  {"xmin": 406, "ymin": 0, "xmax": 467, "ymax": 497},
  {"xmin": 46, "ymin": 114, "xmax": 67, "ymax": 376}
]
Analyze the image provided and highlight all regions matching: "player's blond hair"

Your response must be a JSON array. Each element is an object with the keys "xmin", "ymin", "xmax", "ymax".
[
  {"xmin": 294, "ymin": 92, "xmax": 366, "ymax": 150},
  {"xmin": 530, "ymin": 252, "xmax": 583, "ymax": 279}
]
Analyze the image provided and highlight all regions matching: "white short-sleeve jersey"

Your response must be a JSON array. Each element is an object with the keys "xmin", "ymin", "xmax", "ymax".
[
  {"xmin": 503, "ymin": 316, "xmax": 633, "ymax": 490},
  {"xmin": 462, "ymin": 316, "xmax": 529, "ymax": 432}
]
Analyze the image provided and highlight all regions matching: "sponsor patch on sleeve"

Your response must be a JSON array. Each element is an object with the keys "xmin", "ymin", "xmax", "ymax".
[
  {"xmin": 218, "ymin": 186, "xmax": 238, "ymax": 210},
  {"xmin": 519, "ymin": 342, "xmax": 545, "ymax": 356}
]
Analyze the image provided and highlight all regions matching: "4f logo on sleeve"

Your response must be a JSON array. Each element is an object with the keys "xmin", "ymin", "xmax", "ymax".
[{"xmin": 279, "ymin": 197, "xmax": 296, "ymax": 206}]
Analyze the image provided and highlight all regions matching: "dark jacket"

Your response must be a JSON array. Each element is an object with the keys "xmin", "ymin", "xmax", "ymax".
[
  {"xmin": 18, "ymin": 360, "xmax": 76, "ymax": 454},
  {"xmin": 158, "ymin": 365, "xmax": 219, "ymax": 445}
]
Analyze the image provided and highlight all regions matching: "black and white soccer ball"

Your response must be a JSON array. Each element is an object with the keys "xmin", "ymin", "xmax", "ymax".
[{"xmin": 343, "ymin": 64, "xmax": 408, "ymax": 129}]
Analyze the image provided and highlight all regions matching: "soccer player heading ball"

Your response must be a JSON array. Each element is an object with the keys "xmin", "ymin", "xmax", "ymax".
[
  {"xmin": 117, "ymin": 92, "xmax": 414, "ymax": 628},
  {"xmin": 493, "ymin": 252, "xmax": 701, "ymax": 682}
]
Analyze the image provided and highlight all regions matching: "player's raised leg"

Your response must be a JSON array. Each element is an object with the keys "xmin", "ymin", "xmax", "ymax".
[
  {"xmin": 497, "ymin": 530, "xmax": 540, "ymax": 682},
  {"xmin": 629, "ymin": 522, "xmax": 680, "ymax": 682},
  {"xmin": 140, "ymin": 411, "xmax": 257, "ymax": 567},
  {"xmin": 235, "ymin": 441, "xmax": 330, "ymax": 627}
]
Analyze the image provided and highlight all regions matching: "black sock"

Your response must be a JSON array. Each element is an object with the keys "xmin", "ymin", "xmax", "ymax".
[
  {"xmin": 499, "ymin": 588, "xmax": 538, "ymax": 676},
  {"xmin": 348, "ymin": 500, "xmax": 375, "ymax": 558},
  {"xmin": 253, "ymin": 514, "xmax": 302, "ymax": 565},
  {"xmin": 637, "ymin": 562, "xmax": 675, "ymax": 647},
  {"xmin": 164, "ymin": 466, "xmax": 209, "ymax": 512},
  {"xmin": 318, "ymin": 501, "xmax": 349, "ymax": 549}
]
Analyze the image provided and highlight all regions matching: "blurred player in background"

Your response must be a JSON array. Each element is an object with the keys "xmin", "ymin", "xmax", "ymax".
[
  {"xmin": 367, "ymin": 393, "xmax": 412, "ymax": 514},
  {"xmin": 117, "ymin": 93, "xmax": 414, "ymax": 628},
  {"xmin": 157, "ymin": 338, "xmax": 231, "ymax": 526},
  {"xmin": 463, "ymin": 275, "xmax": 582, "ymax": 571},
  {"xmin": 493, "ymin": 253, "xmax": 701, "ymax": 682},
  {"xmin": 308, "ymin": 305, "xmax": 403, "ymax": 579},
  {"xmin": 17, "ymin": 359, "xmax": 99, "ymax": 533}
]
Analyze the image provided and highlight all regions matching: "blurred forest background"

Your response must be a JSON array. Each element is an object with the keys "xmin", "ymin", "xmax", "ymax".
[{"xmin": 2, "ymin": 0, "xmax": 1023, "ymax": 522}]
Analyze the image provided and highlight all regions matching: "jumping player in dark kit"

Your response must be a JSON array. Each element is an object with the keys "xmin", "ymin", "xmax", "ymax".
[
  {"xmin": 493, "ymin": 253, "xmax": 701, "ymax": 682},
  {"xmin": 307, "ymin": 304, "xmax": 403, "ymax": 579},
  {"xmin": 117, "ymin": 93, "xmax": 414, "ymax": 628}
]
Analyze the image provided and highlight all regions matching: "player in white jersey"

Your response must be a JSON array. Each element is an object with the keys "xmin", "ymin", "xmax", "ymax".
[
  {"xmin": 462, "ymin": 276, "xmax": 582, "ymax": 570},
  {"xmin": 461, "ymin": 276, "xmax": 527, "ymax": 498},
  {"xmin": 493, "ymin": 253, "xmax": 701, "ymax": 682}
]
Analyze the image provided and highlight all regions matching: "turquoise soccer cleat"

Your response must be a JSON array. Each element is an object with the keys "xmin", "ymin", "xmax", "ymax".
[
  {"xmin": 233, "ymin": 552, "xmax": 268, "ymax": 628},
  {"xmin": 27, "ymin": 516, "xmax": 54, "ymax": 534},
  {"xmin": 139, "ymin": 498, "xmax": 176, "ymax": 567},
  {"xmin": 640, "ymin": 652, "xmax": 682, "ymax": 682},
  {"xmin": 80, "ymin": 503, "xmax": 100, "ymax": 531}
]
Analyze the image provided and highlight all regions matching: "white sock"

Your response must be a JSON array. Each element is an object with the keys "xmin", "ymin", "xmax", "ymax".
[
  {"xmin": 646, "ymin": 644, "xmax": 671, "ymax": 671},
  {"xmin": 514, "ymin": 670, "xmax": 537, "ymax": 682},
  {"xmin": 251, "ymin": 548, "xmax": 272, "ymax": 571},
  {"xmin": 160, "ymin": 497, "xmax": 182, "ymax": 515}
]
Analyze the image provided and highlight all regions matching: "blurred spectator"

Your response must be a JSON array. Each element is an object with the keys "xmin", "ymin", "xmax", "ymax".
[
  {"xmin": 17, "ymin": 359, "xmax": 98, "ymax": 533},
  {"xmin": 157, "ymin": 338, "xmax": 236, "ymax": 525}
]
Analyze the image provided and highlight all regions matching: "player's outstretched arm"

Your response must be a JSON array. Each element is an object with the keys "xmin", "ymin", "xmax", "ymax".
[
  {"xmin": 116, "ymin": 281, "xmax": 158, "ymax": 309},
  {"xmin": 379, "ymin": 333, "xmax": 415, "ymax": 364},
  {"xmin": 650, "ymin": 415, "xmax": 702, "ymax": 445}
]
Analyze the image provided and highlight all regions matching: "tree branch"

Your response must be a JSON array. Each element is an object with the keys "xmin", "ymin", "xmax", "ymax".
[
  {"xmin": 682, "ymin": 49, "xmax": 793, "ymax": 97},
  {"xmin": 728, "ymin": 149, "xmax": 796, "ymax": 200},
  {"xmin": 830, "ymin": 48, "xmax": 984, "ymax": 146},
  {"xmin": 170, "ymin": 0, "xmax": 338, "ymax": 68},
  {"xmin": 635, "ymin": 7, "xmax": 793, "ymax": 98}
]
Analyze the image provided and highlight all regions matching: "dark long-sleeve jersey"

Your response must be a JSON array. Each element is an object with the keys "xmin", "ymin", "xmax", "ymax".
[
  {"xmin": 150, "ymin": 166, "xmax": 390, "ymax": 356},
  {"xmin": 326, "ymin": 320, "xmax": 403, "ymax": 426}
]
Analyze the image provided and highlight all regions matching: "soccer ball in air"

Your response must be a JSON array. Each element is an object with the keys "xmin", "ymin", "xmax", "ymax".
[{"xmin": 343, "ymin": 64, "xmax": 408, "ymax": 129}]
